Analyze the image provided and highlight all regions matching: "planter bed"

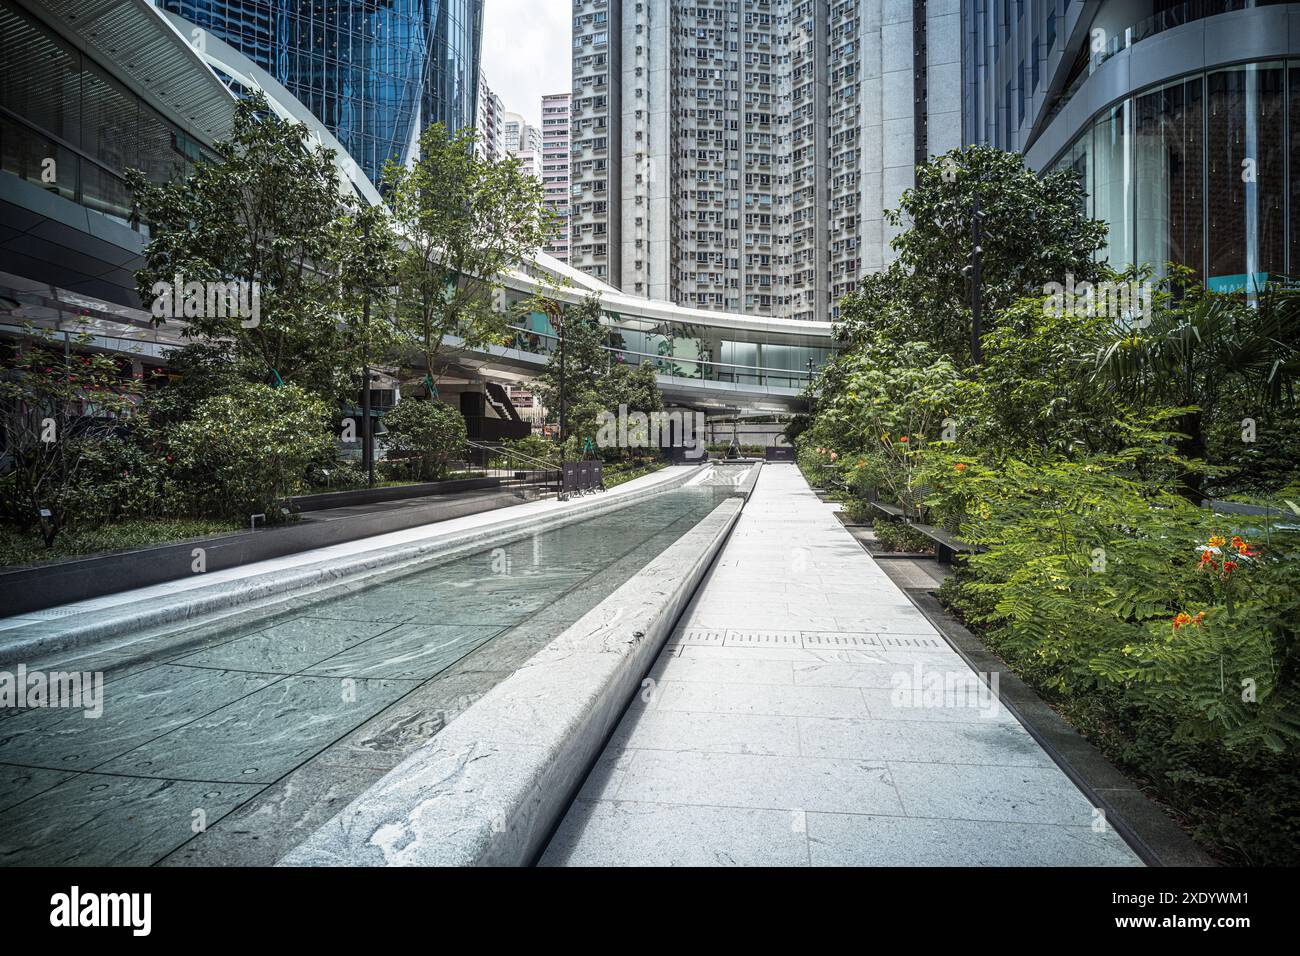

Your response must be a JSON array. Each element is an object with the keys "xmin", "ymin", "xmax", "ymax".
[{"xmin": 0, "ymin": 484, "xmax": 519, "ymax": 617}]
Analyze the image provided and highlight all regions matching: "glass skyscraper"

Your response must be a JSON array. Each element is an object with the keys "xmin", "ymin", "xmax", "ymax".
[{"xmin": 161, "ymin": 1, "xmax": 483, "ymax": 187}]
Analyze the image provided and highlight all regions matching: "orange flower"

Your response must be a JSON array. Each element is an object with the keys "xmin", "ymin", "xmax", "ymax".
[
  {"xmin": 954, "ymin": 462, "xmax": 968, "ymax": 472},
  {"xmin": 1230, "ymin": 535, "xmax": 1246, "ymax": 551},
  {"xmin": 1198, "ymin": 550, "xmax": 1217, "ymax": 569},
  {"xmin": 1173, "ymin": 612, "xmax": 1192, "ymax": 630},
  {"xmin": 899, "ymin": 435, "xmax": 909, "ymax": 443},
  {"xmin": 1208, "ymin": 535, "xmax": 1226, "ymax": 548}
]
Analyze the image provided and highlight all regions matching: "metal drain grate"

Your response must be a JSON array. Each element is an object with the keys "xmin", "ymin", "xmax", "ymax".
[
  {"xmin": 724, "ymin": 630, "xmax": 802, "ymax": 647},
  {"xmin": 670, "ymin": 628, "xmax": 726, "ymax": 645},
  {"xmin": 802, "ymin": 631, "xmax": 882, "ymax": 648},
  {"xmin": 878, "ymin": 635, "xmax": 944, "ymax": 648}
]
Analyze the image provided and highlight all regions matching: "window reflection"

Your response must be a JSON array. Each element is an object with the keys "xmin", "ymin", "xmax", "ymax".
[{"xmin": 1054, "ymin": 60, "xmax": 1295, "ymax": 286}]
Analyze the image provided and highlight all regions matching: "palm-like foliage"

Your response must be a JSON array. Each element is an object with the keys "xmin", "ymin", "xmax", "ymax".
[{"xmin": 1093, "ymin": 283, "xmax": 1300, "ymax": 499}]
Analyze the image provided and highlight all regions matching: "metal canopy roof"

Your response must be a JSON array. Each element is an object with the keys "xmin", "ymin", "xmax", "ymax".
[{"xmin": 17, "ymin": 0, "xmax": 237, "ymax": 150}]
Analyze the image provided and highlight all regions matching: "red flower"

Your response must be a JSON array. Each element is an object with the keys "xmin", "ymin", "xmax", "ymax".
[{"xmin": 899, "ymin": 435, "xmax": 909, "ymax": 443}]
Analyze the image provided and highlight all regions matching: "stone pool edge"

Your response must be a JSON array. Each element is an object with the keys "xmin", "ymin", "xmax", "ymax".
[
  {"xmin": 0, "ymin": 464, "xmax": 711, "ymax": 667},
  {"xmin": 276, "ymin": 495, "xmax": 745, "ymax": 867}
]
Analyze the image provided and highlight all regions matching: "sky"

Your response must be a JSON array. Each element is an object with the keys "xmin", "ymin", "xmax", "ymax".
[{"xmin": 480, "ymin": 0, "xmax": 572, "ymax": 129}]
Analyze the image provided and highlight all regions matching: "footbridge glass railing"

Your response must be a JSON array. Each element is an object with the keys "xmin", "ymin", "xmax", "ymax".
[{"xmin": 504, "ymin": 325, "xmax": 825, "ymax": 391}]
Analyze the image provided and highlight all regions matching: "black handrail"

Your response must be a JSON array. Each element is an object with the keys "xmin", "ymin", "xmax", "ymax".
[{"xmin": 463, "ymin": 439, "xmax": 561, "ymax": 501}]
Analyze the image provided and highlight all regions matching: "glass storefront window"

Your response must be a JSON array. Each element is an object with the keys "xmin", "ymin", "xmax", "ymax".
[
  {"xmin": 1134, "ymin": 77, "xmax": 1204, "ymax": 281},
  {"xmin": 1206, "ymin": 65, "xmax": 1286, "ymax": 291},
  {"xmin": 1052, "ymin": 60, "xmax": 1294, "ymax": 286},
  {"xmin": 0, "ymin": 115, "xmax": 78, "ymax": 203},
  {"xmin": 1094, "ymin": 100, "xmax": 1133, "ymax": 268}
]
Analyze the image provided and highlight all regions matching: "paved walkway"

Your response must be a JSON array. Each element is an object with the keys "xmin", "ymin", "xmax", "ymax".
[{"xmin": 541, "ymin": 464, "xmax": 1141, "ymax": 866}]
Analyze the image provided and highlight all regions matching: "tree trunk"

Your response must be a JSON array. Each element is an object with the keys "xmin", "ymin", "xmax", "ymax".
[{"xmin": 1175, "ymin": 409, "xmax": 1206, "ymax": 504}]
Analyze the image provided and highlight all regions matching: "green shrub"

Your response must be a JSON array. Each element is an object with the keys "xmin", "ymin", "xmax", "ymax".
[
  {"xmin": 0, "ymin": 329, "xmax": 143, "ymax": 545},
  {"xmin": 929, "ymin": 440, "xmax": 1300, "ymax": 862},
  {"xmin": 0, "ymin": 517, "xmax": 238, "ymax": 569},
  {"xmin": 838, "ymin": 496, "xmax": 874, "ymax": 524},
  {"xmin": 75, "ymin": 432, "xmax": 176, "ymax": 523},
  {"xmin": 168, "ymin": 382, "xmax": 334, "ymax": 519},
  {"xmin": 500, "ymin": 433, "xmax": 559, "ymax": 467},
  {"xmin": 379, "ymin": 399, "xmax": 466, "ymax": 481},
  {"xmin": 871, "ymin": 518, "xmax": 933, "ymax": 553},
  {"xmin": 305, "ymin": 459, "xmax": 367, "ymax": 490}
]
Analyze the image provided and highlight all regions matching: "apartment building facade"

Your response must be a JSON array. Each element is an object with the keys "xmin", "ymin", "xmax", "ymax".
[
  {"xmin": 541, "ymin": 93, "xmax": 574, "ymax": 261},
  {"xmin": 570, "ymin": 0, "xmax": 961, "ymax": 322},
  {"xmin": 477, "ymin": 68, "xmax": 505, "ymax": 159},
  {"xmin": 501, "ymin": 111, "xmax": 543, "ymax": 178}
]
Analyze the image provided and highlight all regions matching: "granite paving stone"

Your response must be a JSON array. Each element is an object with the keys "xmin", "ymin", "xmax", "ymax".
[{"xmin": 544, "ymin": 464, "xmax": 1144, "ymax": 867}]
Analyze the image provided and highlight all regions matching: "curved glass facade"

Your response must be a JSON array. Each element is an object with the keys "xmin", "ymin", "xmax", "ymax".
[
  {"xmin": 1050, "ymin": 60, "xmax": 1300, "ymax": 287},
  {"xmin": 0, "ymin": 0, "xmax": 217, "ymax": 224},
  {"xmin": 163, "ymin": 1, "xmax": 483, "ymax": 187}
]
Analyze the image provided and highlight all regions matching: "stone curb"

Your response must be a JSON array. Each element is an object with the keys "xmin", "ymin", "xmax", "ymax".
[
  {"xmin": 277, "ymin": 496, "xmax": 745, "ymax": 867},
  {"xmin": 0, "ymin": 464, "xmax": 707, "ymax": 667}
]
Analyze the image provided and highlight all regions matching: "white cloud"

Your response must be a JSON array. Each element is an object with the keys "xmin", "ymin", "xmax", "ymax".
[{"xmin": 480, "ymin": 0, "xmax": 572, "ymax": 128}]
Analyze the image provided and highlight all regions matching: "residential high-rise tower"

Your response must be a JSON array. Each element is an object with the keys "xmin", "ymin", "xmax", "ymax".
[{"xmin": 570, "ymin": 0, "xmax": 962, "ymax": 322}]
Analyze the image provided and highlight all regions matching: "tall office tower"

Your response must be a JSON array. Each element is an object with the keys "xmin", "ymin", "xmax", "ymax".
[
  {"xmin": 963, "ymin": 0, "xmax": 1299, "ymax": 288},
  {"xmin": 159, "ymin": 1, "xmax": 484, "ymax": 189},
  {"xmin": 570, "ymin": 0, "xmax": 961, "ymax": 322},
  {"xmin": 541, "ymin": 93, "xmax": 573, "ymax": 262},
  {"xmin": 477, "ymin": 69, "xmax": 505, "ymax": 160}
]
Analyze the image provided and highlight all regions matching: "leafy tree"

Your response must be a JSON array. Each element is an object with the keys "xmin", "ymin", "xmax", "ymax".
[
  {"xmin": 0, "ymin": 327, "xmax": 143, "ymax": 545},
  {"xmin": 840, "ymin": 145, "xmax": 1107, "ymax": 364},
  {"xmin": 607, "ymin": 361, "xmax": 662, "ymax": 415},
  {"xmin": 379, "ymin": 399, "xmax": 467, "ymax": 480},
  {"xmin": 128, "ymin": 93, "xmax": 388, "ymax": 401},
  {"xmin": 167, "ymin": 382, "xmax": 334, "ymax": 518},
  {"xmin": 956, "ymin": 294, "xmax": 1131, "ymax": 457},
  {"xmin": 534, "ymin": 293, "xmax": 611, "ymax": 450},
  {"xmin": 383, "ymin": 124, "xmax": 551, "ymax": 388}
]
